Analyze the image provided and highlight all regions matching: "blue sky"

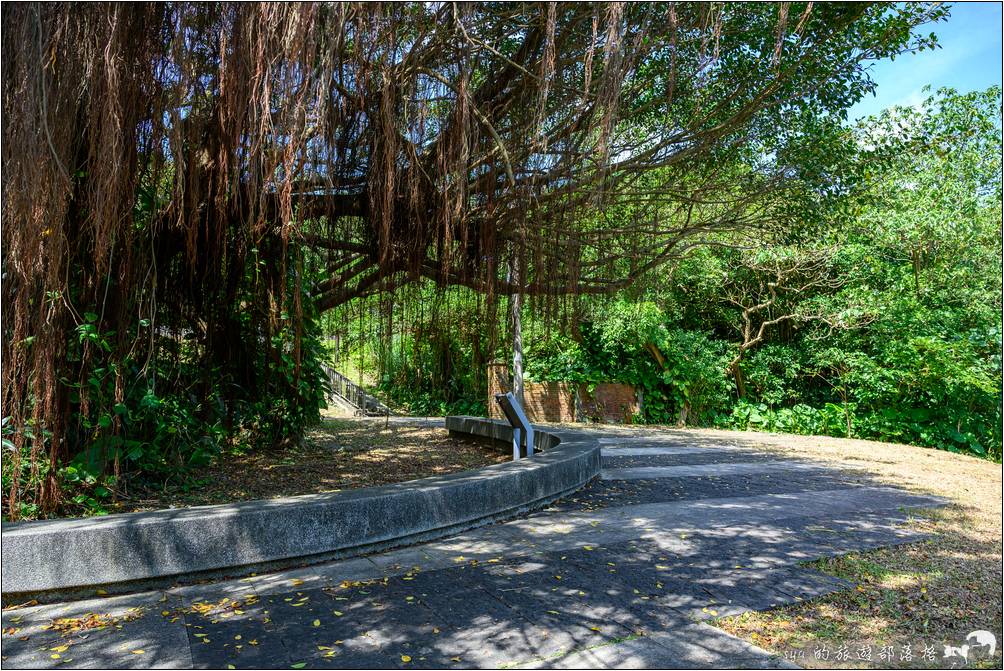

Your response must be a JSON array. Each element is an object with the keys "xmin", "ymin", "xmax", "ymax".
[{"xmin": 848, "ymin": 2, "xmax": 1003, "ymax": 120}]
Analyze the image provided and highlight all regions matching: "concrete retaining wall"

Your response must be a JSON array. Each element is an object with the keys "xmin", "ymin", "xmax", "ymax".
[{"xmin": 1, "ymin": 418, "xmax": 600, "ymax": 600}]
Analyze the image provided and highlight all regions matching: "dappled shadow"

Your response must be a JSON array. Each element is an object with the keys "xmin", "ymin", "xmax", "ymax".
[{"xmin": 3, "ymin": 422, "xmax": 976, "ymax": 669}]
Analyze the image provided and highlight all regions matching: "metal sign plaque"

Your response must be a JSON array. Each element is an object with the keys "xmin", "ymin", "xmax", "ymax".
[{"xmin": 494, "ymin": 391, "xmax": 535, "ymax": 459}]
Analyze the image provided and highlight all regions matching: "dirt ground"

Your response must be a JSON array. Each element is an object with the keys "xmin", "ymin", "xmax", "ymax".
[
  {"xmin": 658, "ymin": 427, "xmax": 1004, "ymax": 670},
  {"xmin": 105, "ymin": 419, "xmax": 508, "ymax": 514}
]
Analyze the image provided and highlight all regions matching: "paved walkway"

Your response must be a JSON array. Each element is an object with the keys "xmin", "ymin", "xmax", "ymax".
[{"xmin": 1, "ymin": 426, "xmax": 942, "ymax": 669}]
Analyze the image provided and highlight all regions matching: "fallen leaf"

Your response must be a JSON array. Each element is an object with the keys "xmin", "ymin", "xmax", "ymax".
[
  {"xmin": 131, "ymin": 650, "xmax": 145, "ymax": 655},
  {"xmin": 401, "ymin": 654, "xmax": 412, "ymax": 663},
  {"xmin": 313, "ymin": 619, "xmax": 321, "ymax": 627}
]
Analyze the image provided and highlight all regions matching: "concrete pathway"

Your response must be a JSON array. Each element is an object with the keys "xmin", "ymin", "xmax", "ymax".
[{"xmin": 1, "ymin": 426, "xmax": 942, "ymax": 669}]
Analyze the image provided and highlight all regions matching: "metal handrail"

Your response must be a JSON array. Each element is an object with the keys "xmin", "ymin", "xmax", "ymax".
[{"xmin": 320, "ymin": 364, "xmax": 393, "ymax": 417}]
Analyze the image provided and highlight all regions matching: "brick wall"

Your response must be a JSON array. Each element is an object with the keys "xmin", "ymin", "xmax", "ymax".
[
  {"xmin": 578, "ymin": 383, "xmax": 640, "ymax": 424},
  {"xmin": 486, "ymin": 362, "xmax": 639, "ymax": 424},
  {"xmin": 487, "ymin": 361, "xmax": 509, "ymax": 420},
  {"xmin": 523, "ymin": 382, "xmax": 577, "ymax": 423}
]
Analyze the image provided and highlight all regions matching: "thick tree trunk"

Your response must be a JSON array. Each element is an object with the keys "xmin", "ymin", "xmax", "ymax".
[{"xmin": 731, "ymin": 361, "xmax": 747, "ymax": 399}]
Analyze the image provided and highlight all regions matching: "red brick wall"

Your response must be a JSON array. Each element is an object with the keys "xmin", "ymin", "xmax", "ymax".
[
  {"xmin": 486, "ymin": 363, "xmax": 639, "ymax": 424},
  {"xmin": 523, "ymin": 382, "xmax": 576, "ymax": 423},
  {"xmin": 577, "ymin": 383, "xmax": 640, "ymax": 424},
  {"xmin": 487, "ymin": 362, "xmax": 509, "ymax": 420}
]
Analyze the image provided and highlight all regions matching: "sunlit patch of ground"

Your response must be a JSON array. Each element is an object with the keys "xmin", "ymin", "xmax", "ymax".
[{"xmin": 684, "ymin": 428, "xmax": 1004, "ymax": 669}]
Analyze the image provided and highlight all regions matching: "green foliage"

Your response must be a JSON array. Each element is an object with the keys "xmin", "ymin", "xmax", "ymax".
[
  {"xmin": 2, "ymin": 269, "xmax": 328, "ymax": 520},
  {"xmin": 319, "ymin": 88, "xmax": 1000, "ymax": 466}
]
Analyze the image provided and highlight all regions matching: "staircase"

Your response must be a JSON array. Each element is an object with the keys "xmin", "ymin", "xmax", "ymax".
[{"xmin": 321, "ymin": 364, "xmax": 394, "ymax": 417}]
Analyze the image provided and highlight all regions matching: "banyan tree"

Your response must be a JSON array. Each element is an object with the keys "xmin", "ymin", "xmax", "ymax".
[{"xmin": 1, "ymin": 2, "xmax": 944, "ymax": 516}]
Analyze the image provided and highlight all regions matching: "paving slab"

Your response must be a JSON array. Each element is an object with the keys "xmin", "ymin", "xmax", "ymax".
[
  {"xmin": 0, "ymin": 590, "xmax": 192, "ymax": 669},
  {"xmin": 601, "ymin": 461, "xmax": 830, "ymax": 480},
  {"xmin": 600, "ymin": 446, "xmax": 734, "ymax": 457},
  {"xmin": 517, "ymin": 626, "xmax": 799, "ymax": 669},
  {"xmin": 245, "ymin": 556, "xmax": 381, "ymax": 595},
  {"xmin": 0, "ymin": 426, "xmax": 947, "ymax": 669}
]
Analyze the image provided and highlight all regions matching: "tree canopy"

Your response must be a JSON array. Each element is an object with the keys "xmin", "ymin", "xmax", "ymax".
[{"xmin": 2, "ymin": 2, "xmax": 953, "ymax": 516}]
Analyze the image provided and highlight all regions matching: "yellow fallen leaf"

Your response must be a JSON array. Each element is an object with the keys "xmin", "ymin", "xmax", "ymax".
[
  {"xmin": 290, "ymin": 578, "xmax": 305, "ymax": 586},
  {"xmin": 333, "ymin": 610, "xmax": 343, "ymax": 617},
  {"xmin": 95, "ymin": 589, "xmax": 108, "ymax": 595},
  {"xmin": 313, "ymin": 619, "xmax": 321, "ymax": 627},
  {"xmin": 50, "ymin": 645, "xmax": 69, "ymax": 653},
  {"xmin": 318, "ymin": 646, "xmax": 332, "ymax": 651},
  {"xmin": 50, "ymin": 654, "xmax": 61, "ymax": 660},
  {"xmin": 583, "ymin": 546, "xmax": 593, "ymax": 551},
  {"xmin": 234, "ymin": 635, "xmax": 242, "ymax": 640},
  {"xmin": 546, "ymin": 610, "xmax": 559, "ymax": 615},
  {"xmin": 432, "ymin": 627, "xmax": 440, "ymax": 634},
  {"xmin": 131, "ymin": 650, "xmax": 145, "ymax": 655},
  {"xmin": 401, "ymin": 655, "xmax": 412, "ymax": 663}
]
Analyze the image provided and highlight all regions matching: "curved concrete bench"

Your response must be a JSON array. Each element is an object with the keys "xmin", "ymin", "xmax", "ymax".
[{"xmin": 1, "ymin": 417, "xmax": 600, "ymax": 601}]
